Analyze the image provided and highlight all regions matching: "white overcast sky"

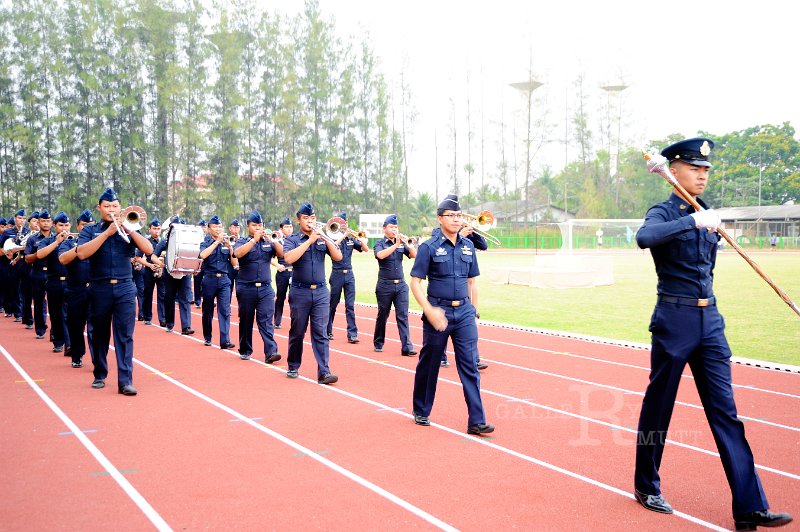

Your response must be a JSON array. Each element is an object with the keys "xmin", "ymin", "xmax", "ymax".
[{"xmin": 254, "ymin": 0, "xmax": 799, "ymax": 199}]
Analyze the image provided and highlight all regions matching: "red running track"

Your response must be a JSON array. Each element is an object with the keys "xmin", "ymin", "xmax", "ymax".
[{"xmin": 1, "ymin": 296, "xmax": 798, "ymax": 531}]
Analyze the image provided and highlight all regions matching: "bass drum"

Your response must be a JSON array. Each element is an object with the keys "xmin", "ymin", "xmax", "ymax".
[{"xmin": 165, "ymin": 224, "xmax": 204, "ymax": 279}]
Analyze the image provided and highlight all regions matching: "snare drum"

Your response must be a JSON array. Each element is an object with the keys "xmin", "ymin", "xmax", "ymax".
[{"xmin": 165, "ymin": 224, "xmax": 204, "ymax": 279}]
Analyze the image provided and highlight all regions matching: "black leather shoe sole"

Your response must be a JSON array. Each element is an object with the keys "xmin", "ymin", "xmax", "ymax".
[
  {"xmin": 634, "ymin": 489, "xmax": 673, "ymax": 514},
  {"xmin": 414, "ymin": 414, "xmax": 430, "ymax": 426},
  {"xmin": 220, "ymin": 342, "xmax": 235, "ymax": 350},
  {"xmin": 91, "ymin": 379, "xmax": 105, "ymax": 389},
  {"xmin": 318, "ymin": 374, "xmax": 338, "ymax": 385},
  {"xmin": 266, "ymin": 353, "xmax": 282, "ymax": 364},
  {"xmin": 118, "ymin": 385, "xmax": 138, "ymax": 396}
]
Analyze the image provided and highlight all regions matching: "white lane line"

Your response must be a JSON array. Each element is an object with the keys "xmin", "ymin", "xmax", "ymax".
[
  {"xmin": 189, "ymin": 310, "xmax": 800, "ymax": 434},
  {"xmin": 0, "ymin": 343, "xmax": 172, "ymax": 532},
  {"xmin": 134, "ymin": 332, "xmax": 727, "ymax": 531},
  {"xmin": 130, "ymin": 356, "xmax": 457, "ymax": 532}
]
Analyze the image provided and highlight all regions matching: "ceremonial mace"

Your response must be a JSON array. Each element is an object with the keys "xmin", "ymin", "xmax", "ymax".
[{"xmin": 643, "ymin": 150, "xmax": 800, "ymax": 318}]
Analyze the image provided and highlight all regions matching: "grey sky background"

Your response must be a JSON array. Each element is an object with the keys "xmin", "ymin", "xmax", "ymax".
[{"xmin": 258, "ymin": 0, "xmax": 799, "ymax": 199}]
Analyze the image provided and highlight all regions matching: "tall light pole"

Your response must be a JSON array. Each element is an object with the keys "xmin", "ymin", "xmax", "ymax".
[
  {"xmin": 601, "ymin": 83, "xmax": 628, "ymax": 205},
  {"xmin": 510, "ymin": 78, "xmax": 543, "ymax": 227}
]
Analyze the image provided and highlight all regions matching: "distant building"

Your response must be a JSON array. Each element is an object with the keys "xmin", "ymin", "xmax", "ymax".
[
  {"xmin": 716, "ymin": 204, "xmax": 800, "ymax": 241},
  {"xmin": 465, "ymin": 199, "xmax": 574, "ymax": 225}
]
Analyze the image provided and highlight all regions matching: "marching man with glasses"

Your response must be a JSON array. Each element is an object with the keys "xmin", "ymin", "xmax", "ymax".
[{"xmin": 409, "ymin": 194, "xmax": 493, "ymax": 435}]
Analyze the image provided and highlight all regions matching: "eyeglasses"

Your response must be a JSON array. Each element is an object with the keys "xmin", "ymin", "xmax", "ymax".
[{"xmin": 440, "ymin": 213, "xmax": 462, "ymax": 219}]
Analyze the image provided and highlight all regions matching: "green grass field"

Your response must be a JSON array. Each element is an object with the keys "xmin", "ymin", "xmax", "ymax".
[{"xmin": 343, "ymin": 250, "xmax": 800, "ymax": 365}]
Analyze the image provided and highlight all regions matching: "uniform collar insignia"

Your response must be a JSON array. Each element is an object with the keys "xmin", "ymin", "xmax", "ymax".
[{"xmin": 680, "ymin": 204, "xmax": 687, "ymax": 210}]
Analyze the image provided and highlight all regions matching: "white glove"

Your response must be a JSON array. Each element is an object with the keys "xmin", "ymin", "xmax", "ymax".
[{"xmin": 690, "ymin": 209, "xmax": 721, "ymax": 232}]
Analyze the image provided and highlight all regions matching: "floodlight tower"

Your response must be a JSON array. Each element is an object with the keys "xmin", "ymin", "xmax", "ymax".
[
  {"xmin": 510, "ymin": 78, "xmax": 543, "ymax": 227},
  {"xmin": 601, "ymin": 83, "xmax": 628, "ymax": 205}
]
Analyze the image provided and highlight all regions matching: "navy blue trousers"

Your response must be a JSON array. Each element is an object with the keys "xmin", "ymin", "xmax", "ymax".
[
  {"xmin": 30, "ymin": 271, "xmax": 47, "ymax": 336},
  {"xmin": 3, "ymin": 265, "xmax": 21, "ymax": 317},
  {"xmin": 236, "ymin": 283, "xmax": 277, "ymax": 358},
  {"xmin": 202, "ymin": 275, "xmax": 232, "ymax": 345},
  {"xmin": 142, "ymin": 271, "xmax": 165, "ymax": 323},
  {"xmin": 20, "ymin": 268, "xmax": 33, "ymax": 324},
  {"xmin": 133, "ymin": 268, "xmax": 144, "ymax": 319},
  {"xmin": 193, "ymin": 271, "xmax": 204, "ymax": 306},
  {"xmin": 65, "ymin": 285, "xmax": 93, "ymax": 364},
  {"xmin": 274, "ymin": 269, "xmax": 291, "ymax": 327},
  {"xmin": 635, "ymin": 302, "xmax": 768, "ymax": 516},
  {"xmin": 327, "ymin": 269, "xmax": 357, "ymax": 338},
  {"xmin": 89, "ymin": 280, "xmax": 136, "ymax": 386},
  {"xmin": 287, "ymin": 285, "xmax": 331, "ymax": 378},
  {"xmin": 413, "ymin": 303, "xmax": 485, "ymax": 426},
  {"xmin": 373, "ymin": 280, "xmax": 413, "ymax": 352},
  {"xmin": 45, "ymin": 279, "xmax": 69, "ymax": 349},
  {"xmin": 163, "ymin": 275, "xmax": 192, "ymax": 329}
]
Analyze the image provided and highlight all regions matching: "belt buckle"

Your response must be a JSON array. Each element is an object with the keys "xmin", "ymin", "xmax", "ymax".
[
  {"xmin": 310, "ymin": 284, "xmax": 317, "ymax": 289},
  {"xmin": 255, "ymin": 282, "xmax": 262, "ymax": 287},
  {"xmin": 110, "ymin": 279, "xmax": 118, "ymax": 284},
  {"xmin": 216, "ymin": 273, "xmax": 223, "ymax": 277},
  {"xmin": 451, "ymin": 300, "xmax": 461, "ymax": 307},
  {"xmin": 697, "ymin": 298, "xmax": 709, "ymax": 307},
  {"xmin": 342, "ymin": 269, "xmax": 348, "ymax": 273},
  {"xmin": 394, "ymin": 279, "xmax": 400, "ymax": 284},
  {"xmin": 59, "ymin": 276, "xmax": 66, "ymax": 281},
  {"xmin": 42, "ymin": 267, "xmax": 48, "ymax": 271}
]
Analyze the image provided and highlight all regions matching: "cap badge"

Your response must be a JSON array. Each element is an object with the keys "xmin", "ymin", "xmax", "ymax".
[{"xmin": 700, "ymin": 140, "xmax": 711, "ymax": 156}]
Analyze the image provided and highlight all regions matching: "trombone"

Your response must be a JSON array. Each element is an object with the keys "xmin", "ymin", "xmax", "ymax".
[
  {"xmin": 459, "ymin": 210, "xmax": 501, "ymax": 247},
  {"xmin": 309, "ymin": 216, "xmax": 347, "ymax": 246},
  {"xmin": 347, "ymin": 228, "xmax": 367, "ymax": 240},
  {"xmin": 112, "ymin": 205, "xmax": 148, "ymax": 243}
]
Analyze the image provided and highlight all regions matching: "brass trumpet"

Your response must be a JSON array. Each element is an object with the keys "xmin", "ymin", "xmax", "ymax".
[
  {"xmin": 459, "ymin": 210, "xmax": 501, "ymax": 247},
  {"xmin": 112, "ymin": 205, "xmax": 147, "ymax": 243},
  {"xmin": 347, "ymin": 228, "xmax": 367, "ymax": 239},
  {"xmin": 65, "ymin": 232, "xmax": 80, "ymax": 240}
]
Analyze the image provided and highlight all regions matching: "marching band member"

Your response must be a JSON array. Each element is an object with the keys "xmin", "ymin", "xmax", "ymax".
[
  {"xmin": 326, "ymin": 212, "xmax": 368, "ymax": 343},
  {"xmin": 19, "ymin": 211, "xmax": 39, "ymax": 328},
  {"xmin": 233, "ymin": 211, "xmax": 282, "ymax": 362},
  {"xmin": 226, "ymin": 218, "xmax": 241, "ymax": 298},
  {"xmin": 282, "ymin": 202, "xmax": 341, "ymax": 384},
  {"xmin": 1, "ymin": 209, "xmax": 28, "ymax": 320},
  {"xmin": 136, "ymin": 218, "xmax": 165, "ymax": 326},
  {"xmin": 194, "ymin": 219, "xmax": 207, "ymax": 308},
  {"xmin": 35, "ymin": 212, "xmax": 71, "ymax": 353},
  {"xmin": 58, "ymin": 208, "xmax": 95, "ymax": 368},
  {"xmin": 372, "ymin": 214, "xmax": 417, "ymax": 356},
  {"xmin": 152, "ymin": 216, "xmax": 194, "ymax": 334},
  {"xmin": 409, "ymin": 194, "xmax": 493, "ymax": 435},
  {"xmin": 436, "ymin": 209, "xmax": 489, "ymax": 370},
  {"xmin": 25, "ymin": 211, "xmax": 50, "ymax": 338},
  {"xmin": 272, "ymin": 217, "xmax": 293, "ymax": 329},
  {"xmin": 77, "ymin": 188, "xmax": 153, "ymax": 395},
  {"xmin": 633, "ymin": 138, "xmax": 792, "ymax": 529},
  {"xmin": 199, "ymin": 215, "xmax": 235, "ymax": 350},
  {"xmin": 0, "ymin": 216, "xmax": 6, "ymax": 315},
  {"xmin": 132, "ymin": 248, "xmax": 145, "ymax": 322}
]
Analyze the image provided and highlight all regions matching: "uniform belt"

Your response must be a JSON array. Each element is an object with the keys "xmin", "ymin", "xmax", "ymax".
[
  {"xmin": 99, "ymin": 278, "xmax": 132, "ymax": 284},
  {"xmin": 658, "ymin": 295, "xmax": 716, "ymax": 307},
  {"xmin": 240, "ymin": 281, "xmax": 269, "ymax": 287},
  {"xmin": 379, "ymin": 278, "xmax": 403, "ymax": 284},
  {"xmin": 214, "ymin": 273, "xmax": 224, "ymax": 277},
  {"xmin": 285, "ymin": 266, "xmax": 293, "ymax": 271},
  {"xmin": 334, "ymin": 269, "xmax": 350, "ymax": 274},
  {"xmin": 42, "ymin": 267, "xmax": 48, "ymax": 271},
  {"xmin": 292, "ymin": 282, "xmax": 321, "ymax": 289},
  {"xmin": 428, "ymin": 296, "xmax": 469, "ymax": 307},
  {"xmin": 59, "ymin": 276, "xmax": 66, "ymax": 281}
]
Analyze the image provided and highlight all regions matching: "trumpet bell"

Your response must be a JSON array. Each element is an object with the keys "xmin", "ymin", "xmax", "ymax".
[
  {"xmin": 475, "ymin": 210, "xmax": 496, "ymax": 231},
  {"xmin": 326, "ymin": 216, "xmax": 347, "ymax": 236}
]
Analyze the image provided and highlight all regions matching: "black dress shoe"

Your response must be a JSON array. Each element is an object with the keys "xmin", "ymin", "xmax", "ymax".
[
  {"xmin": 347, "ymin": 337, "xmax": 359, "ymax": 344},
  {"xmin": 467, "ymin": 423, "xmax": 495, "ymax": 435},
  {"xmin": 204, "ymin": 339, "xmax": 212, "ymax": 346},
  {"xmin": 266, "ymin": 353, "xmax": 282, "ymax": 364},
  {"xmin": 374, "ymin": 346, "xmax": 383, "ymax": 353},
  {"xmin": 144, "ymin": 320, "xmax": 152, "ymax": 325},
  {"xmin": 137, "ymin": 316, "xmax": 144, "ymax": 321},
  {"xmin": 72, "ymin": 360, "xmax": 83, "ymax": 368},
  {"xmin": 734, "ymin": 510, "xmax": 793, "ymax": 531},
  {"xmin": 159, "ymin": 321, "xmax": 167, "ymax": 327},
  {"xmin": 25, "ymin": 324, "xmax": 33, "ymax": 329},
  {"xmin": 91, "ymin": 378, "xmax": 105, "ymax": 389},
  {"xmin": 327, "ymin": 333, "xmax": 334, "ymax": 340},
  {"xmin": 402, "ymin": 349, "xmax": 418, "ymax": 356},
  {"xmin": 440, "ymin": 360, "xmax": 450, "ymax": 367},
  {"xmin": 318, "ymin": 373, "xmax": 338, "ymax": 385},
  {"xmin": 286, "ymin": 369, "xmax": 299, "ymax": 379},
  {"xmin": 634, "ymin": 489, "xmax": 673, "ymax": 514},
  {"xmin": 181, "ymin": 327, "xmax": 194, "ymax": 335},
  {"xmin": 166, "ymin": 327, "xmax": 173, "ymax": 332},
  {"xmin": 274, "ymin": 323, "xmax": 281, "ymax": 329},
  {"xmin": 13, "ymin": 317, "xmax": 21, "ymax": 322},
  {"xmin": 477, "ymin": 361, "xmax": 489, "ymax": 370},
  {"xmin": 220, "ymin": 342, "xmax": 235, "ymax": 350},
  {"xmin": 52, "ymin": 345, "xmax": 64, "ymax": 353},
  {"xmin": 118, "ymin": 384, "xmax": 138, "ymax": 396},
  {"xmin": 414, "ymin": 414, "xmax": 430, "ymax": 426},
  {"xmin": 239, "ymin": 353, "xmax": 251, "ymax": 360}
]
